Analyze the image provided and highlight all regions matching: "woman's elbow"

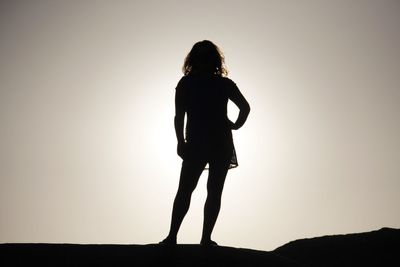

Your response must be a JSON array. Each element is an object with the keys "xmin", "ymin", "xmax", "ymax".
[{"xmin": 244, "ymin": 102, "xmax": 251, "ymax": 114}]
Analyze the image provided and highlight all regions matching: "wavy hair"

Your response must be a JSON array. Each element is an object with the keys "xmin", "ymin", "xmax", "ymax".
[{"xmin": 182, "ymin": 40, "xmax": 228, "ymax": 77}]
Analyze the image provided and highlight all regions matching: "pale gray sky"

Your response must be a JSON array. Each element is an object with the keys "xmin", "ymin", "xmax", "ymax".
[{"xmin": 0, "ymin": 0, "xmax": 399, "ymax": 250}]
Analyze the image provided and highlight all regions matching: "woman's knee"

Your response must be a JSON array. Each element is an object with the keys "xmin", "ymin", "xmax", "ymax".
[
  {"xmin": 206, "ymin": 183, "xmax": 224, "ymax": 199},
  {"xmin": 177, "ymin": 183, "xmax": 196, "ymax": 198}
]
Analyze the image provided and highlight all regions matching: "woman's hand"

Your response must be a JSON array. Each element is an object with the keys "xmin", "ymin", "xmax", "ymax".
[
  {"xmin": 177, "ymin": 141, "xmax": 186, "ymax": 159},
  {"xmin": 227, "ymin": 118, "xmax": 239, "ymax": 130}
]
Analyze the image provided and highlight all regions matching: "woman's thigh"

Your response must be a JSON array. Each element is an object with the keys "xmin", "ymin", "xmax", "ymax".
[
  {"xmin": 207, "ymin": 156, "xmax": 231, "ymax": 193},
  {"xmin": 177, "ymin": 158, "xmax": 208, "ymax": 193}
]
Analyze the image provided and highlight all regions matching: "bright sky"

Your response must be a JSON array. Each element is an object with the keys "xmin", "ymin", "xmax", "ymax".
[{"xmin": 0, "ymin": 0, "xmax": 399, "ymax": 251}]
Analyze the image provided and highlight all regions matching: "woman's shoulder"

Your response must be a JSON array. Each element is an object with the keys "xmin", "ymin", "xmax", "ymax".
[
  {"xmin": 220, "ymin": 76, "xmax": 238, "ymax": 89},
  {"xmin": 176, "ymin": 75, "xmax": 237, "ymax": 88},
  {"xmin": 175, "ymin": 75, "xmax": 189, "ymax": 90},
  {"xmin": 220, "ymin": 76, "xmax": 235, "ymax": 83},
  {"xmin": 177, "ymin": 74, "xmax": 199, "ymax": 84}
]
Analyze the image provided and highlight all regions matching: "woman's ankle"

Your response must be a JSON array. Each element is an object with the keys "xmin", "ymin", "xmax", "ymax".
[
  {"xmin": 200, "ymin": 239, "xmax": 218, "ymax": 246},
  {"xmin": 160, "ymin": 235, "xmax": 177, "ymax": 245}
]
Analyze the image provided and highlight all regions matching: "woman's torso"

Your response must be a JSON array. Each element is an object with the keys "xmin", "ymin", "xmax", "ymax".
[{"xmin": 178, "ymin": 74, "xmax": 233, "ymax": 149}]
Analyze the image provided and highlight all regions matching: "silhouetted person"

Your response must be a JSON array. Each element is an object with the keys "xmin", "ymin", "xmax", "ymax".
[{"xmin": 160, "ymin": 40, "xmax": 250, "ymax": 246}]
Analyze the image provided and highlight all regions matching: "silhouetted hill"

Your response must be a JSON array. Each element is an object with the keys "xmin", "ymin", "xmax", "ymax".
[
  {"xmin": 274, "ymin": 227, "xmax": 400, "ymax": 267},
  {"xmin": 1, "ymin": 228, "xmax": 399, "ymax": 266},
  {"xmin": 0, "ymin": 243, "xmax": 300, "ymax": 267}
]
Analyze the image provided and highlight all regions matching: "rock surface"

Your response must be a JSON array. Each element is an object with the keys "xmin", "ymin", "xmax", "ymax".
[{"xmin": 1, "ymin": 228, "xmax": 399, "ymax": 266}]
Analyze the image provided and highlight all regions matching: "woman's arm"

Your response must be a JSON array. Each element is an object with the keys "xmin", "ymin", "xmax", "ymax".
[
  {"xmin": 175, "ymin": 84, "xmax": 186, "ymax": 158},
  {"xmin": 229, "ymin": 82, "xmax": 250, "ymax": 130},
  {"xmin": 174, "ymin": 113, "xmax": 185, "ymax": 144}
]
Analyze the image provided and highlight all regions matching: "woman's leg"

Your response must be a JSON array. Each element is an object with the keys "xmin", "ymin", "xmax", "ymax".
[
  {"xmin": 164, "ymin": 158, "xmax": 207, "ymax": 243},
  {"xmin": 201, "ymin": 157, "xmax": 230, "ymax": 244}
]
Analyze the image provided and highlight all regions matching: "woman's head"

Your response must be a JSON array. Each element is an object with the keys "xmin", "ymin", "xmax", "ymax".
[{"xmin": 183, "ymin": 40, "xmax": 228, "ymax": 77}]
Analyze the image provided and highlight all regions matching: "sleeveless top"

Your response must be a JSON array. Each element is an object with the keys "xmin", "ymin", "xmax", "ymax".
[{"xmin": 175, "ymin": 74, "xmax": 240, "ymax": 169}]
